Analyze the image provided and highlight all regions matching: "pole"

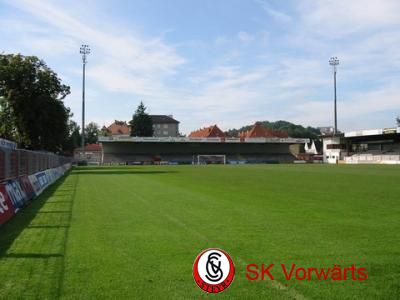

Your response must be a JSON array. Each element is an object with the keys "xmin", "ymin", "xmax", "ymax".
[
  {"xmin": 80, "ymin": 44, "xmax": 90, "ymax": 160},
  {"xmin": 334, "ymin": 68, "xmax": 337, "ymax": 136},
  {"xmin": 329, "ymin": 57, "xmax": 339, "ymax": 136},
  {"xmin": 81, "ymin": 60, "xmax": 86, "ymax": 159}
]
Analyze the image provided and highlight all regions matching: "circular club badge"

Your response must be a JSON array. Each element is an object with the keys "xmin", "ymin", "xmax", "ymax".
[{"xmin": 193, "ymin": 248, "xmax": 235, "ymax": 293}]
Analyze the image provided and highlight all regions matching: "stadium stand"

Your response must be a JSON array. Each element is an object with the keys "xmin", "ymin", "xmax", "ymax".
[
  {"xmin": 99, "ymin": 136, "xmax": 308, "ymax": 165},
  {"xmin": 322, "ymin": 127, "xmax": 400, "ymax": 164},
  {"xmin": 98, "ymin": 121, "xmax": 308, "ymax": 165}
]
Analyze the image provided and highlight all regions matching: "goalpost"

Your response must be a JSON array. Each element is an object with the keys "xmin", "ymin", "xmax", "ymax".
[{"xmin": 197, "ymin": 155, "xmax": 226, "ymax": 165}]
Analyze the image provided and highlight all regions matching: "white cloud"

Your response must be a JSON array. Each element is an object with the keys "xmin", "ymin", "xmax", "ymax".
[
  {"xmin": 237, "ymin": 31, "xmax": 254, "ymax": 43},
  {"xmin": 255, "ymin": 0, "xmax": 292, "ymax": 23},
  {"xmin": 6, "ymin": 0, "xmax": 185, "ymax": 98},
  {"xmin": 297, "ymin": 0, "xmax": 400, "ymax": 36}
]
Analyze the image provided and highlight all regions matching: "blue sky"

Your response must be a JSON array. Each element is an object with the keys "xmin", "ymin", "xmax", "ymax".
[{"xmin": 1, "ymin": 0, "xmax": 399, "ymax": 134}]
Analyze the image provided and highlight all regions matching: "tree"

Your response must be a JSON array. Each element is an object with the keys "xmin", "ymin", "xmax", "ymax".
[
  {"xmin": 100, "ymin": 126, "xmax": 111, "ymax": 137},
  {"xmin": 63, "ymin": 119, "xmax": 81, "ymax": 154},
  {"xmin": 397, "ymin": 116, "xmax": 400, "ymax": 126},
  {"xmin": 0, "ymin": 54, "xmax": 71, "ymax": 151},
  {"xmin": 129, "ymin": 102, "xmax": 153, "ymax": 137},
  {"xmin": 0, "ymin": 96, "xmax": 18, "ymax": 141},
  {"xmin": 85, "ymin": 122, "xmax": 100, "ymax": 144}
]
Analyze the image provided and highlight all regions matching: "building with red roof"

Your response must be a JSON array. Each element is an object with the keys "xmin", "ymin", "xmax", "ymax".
[
  {"xmin": 189, "ymin": 125, "xmax": 226, "ymax": 138},
  {"xmin": 102, "ymin": 120, "xmax": 130, "ymax": 136},
  {"xmin": 239, "ymin": 122, "xmax": 288, "ymax": 139}
]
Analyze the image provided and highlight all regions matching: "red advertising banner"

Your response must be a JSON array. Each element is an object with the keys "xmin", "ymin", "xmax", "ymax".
[{"xmin": 0, "ymin": 184, "xmax": 15, "ymax": 226}]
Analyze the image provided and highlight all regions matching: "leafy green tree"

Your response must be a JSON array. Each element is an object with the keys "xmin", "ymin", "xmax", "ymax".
[
  {"xmin": 0, "ymin": 54, "xmax": 71, "ymax": 151},
  {"xmin": 129, "ymin": 102, "xmax": 153, "ymax": 137},
  {"xmin": 100, "ymin": 126, "xmax": 111, "ymax": 136},
  {"xmin": 0, "ymin": 96, "xmax": 18, "ymax": 141},
  {"xmin": 85, "ymin": 122, "xmax": 100, "ymax": 144},
  {"xmin": 62, "ymin": 119, "xmax": 81, "ymax": 154}
]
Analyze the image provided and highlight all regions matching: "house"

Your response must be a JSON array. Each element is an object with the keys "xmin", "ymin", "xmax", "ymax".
[
  {"xmin": 239, "ymin": 122, "xmax": 288, "ymax": 138},
  {"xmin": 102, "ymin": 120, "xmax": 130, "ymax": 136},
  {"xmin": 150, "ymin": 115, "xmax": 180, "ymax": 137},
  {"xmin": 188, "ymin": 125, "xmax": 225, "ymax": 138}
]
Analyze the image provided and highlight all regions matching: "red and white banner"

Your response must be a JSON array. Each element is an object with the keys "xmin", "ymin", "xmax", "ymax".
[
  {"xmin": 0, "ymin": 184, "xmax": 15, "ymax": 225},
  {"xmin": 0, "ymin": 163, "xmax": 71, "ymax": 226}
]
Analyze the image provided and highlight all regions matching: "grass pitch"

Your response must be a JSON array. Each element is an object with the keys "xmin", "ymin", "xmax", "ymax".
[{"xmin": 0, "ymin": 164, "xmax": 399, "ymax": 299}]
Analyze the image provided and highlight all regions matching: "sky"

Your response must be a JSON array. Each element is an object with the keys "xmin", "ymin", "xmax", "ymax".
[{"xmin": 1, "ymin": 0, "xmax": 399, "ymax": 134}]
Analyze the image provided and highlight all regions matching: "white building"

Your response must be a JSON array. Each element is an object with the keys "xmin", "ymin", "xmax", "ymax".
[{"xmin": 322, "ymin": 135, "xmax": 345, "ymax": 164}]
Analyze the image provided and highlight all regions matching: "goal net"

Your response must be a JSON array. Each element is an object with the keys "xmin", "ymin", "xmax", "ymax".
[{"xmin": 197, "ymin": 155, "xmax": 226, "ymax": 165}]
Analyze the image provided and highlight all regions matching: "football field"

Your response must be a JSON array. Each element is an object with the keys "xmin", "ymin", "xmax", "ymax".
[{"xmin": 0, "ymin": 164, "xmax": 399, "ymax": 299}]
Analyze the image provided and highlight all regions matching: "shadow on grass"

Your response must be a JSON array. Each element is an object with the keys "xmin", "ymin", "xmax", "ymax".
[
  {"xmin": 0, "ymin": 171, "xmax": 77, "ymax": 299},
  {"xmin": 0, "ymin": 173, "xmax": 74, "ymax": 256},
  {"xmin": 74, "ymin": 169, "xmax": 177, "ymax": 175},
  {"xmin": 27, "ymin": 225, "xmax": 70, "ymax": 229},
  {"xmin": 37, "ymin": 210, "xmax": 72, "ymax": 214},
  {"xmin": 3, "ymin": 253, "xmax": 64, "ymax": 258}
]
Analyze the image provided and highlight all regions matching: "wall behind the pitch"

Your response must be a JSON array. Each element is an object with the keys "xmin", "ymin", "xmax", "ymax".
[{"xmin": 0, "ymin": 163, "xmax": 71, "ymax": 226}]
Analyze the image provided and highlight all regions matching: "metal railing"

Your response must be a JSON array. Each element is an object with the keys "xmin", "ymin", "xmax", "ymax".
[{"xmin": 0, "ymin": 147, "xmax": 72, "ymax": 182}]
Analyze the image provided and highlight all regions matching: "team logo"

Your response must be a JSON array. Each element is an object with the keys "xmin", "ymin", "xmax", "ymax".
[{"xmin": 193, "ymin": 248, "xmax": 235, "ymax": 293}]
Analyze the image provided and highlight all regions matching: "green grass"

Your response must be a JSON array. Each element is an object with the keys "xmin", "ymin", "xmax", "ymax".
[{"xmin": 0, "ymin": 164, "xmax": 399, "ymax": 299}]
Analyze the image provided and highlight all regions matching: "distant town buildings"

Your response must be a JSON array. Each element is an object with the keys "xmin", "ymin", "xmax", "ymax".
[{"xmin": 102, "ymin": 115, "xmax": 180, "ymax": 137}]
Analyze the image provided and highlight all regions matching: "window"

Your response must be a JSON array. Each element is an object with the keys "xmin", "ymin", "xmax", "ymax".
[
  {"xmin": 163, "ymin": 124, "xmax": 168, "ymax": 129},
  {"xmin": 163, "ymin": 130, "xmax": 168, "ymax": 135},
  {"xmin": 157, "ymin": 124, "xmax": 161, "ymax": 128}
]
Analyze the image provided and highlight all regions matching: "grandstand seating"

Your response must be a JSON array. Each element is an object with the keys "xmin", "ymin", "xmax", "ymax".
[
  {"xmin": 102, "ymin": 152, "xmax": 296, "ymax": 165},
  {"xmin": 100, "ymin": 139, "xmax": 300, "ymax": 165},
  {"xmin": 344, "ymin": 152, "xmax": 400, "ymax": 164}
]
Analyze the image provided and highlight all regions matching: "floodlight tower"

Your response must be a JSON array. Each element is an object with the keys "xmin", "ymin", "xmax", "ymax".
[
  {"xmin": 329, "ymin": 56, "xmax": 339, "ymax": 135},
  {"xmin": 80, "ymin": 44, "xmax": 90, "ymax": 159}
]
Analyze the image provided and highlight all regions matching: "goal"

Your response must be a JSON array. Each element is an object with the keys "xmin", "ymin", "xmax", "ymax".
[{"xmin": 197, "ymin": 155, "xmax": 226, "ymax": 165}]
